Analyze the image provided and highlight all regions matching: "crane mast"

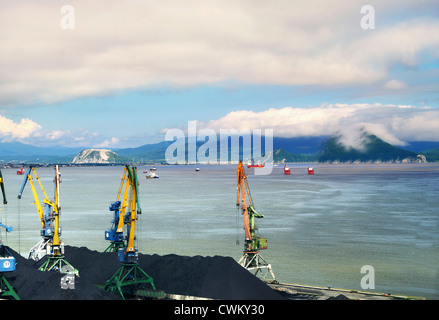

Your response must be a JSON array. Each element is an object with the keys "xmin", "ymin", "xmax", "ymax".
[{"xmin": 236, "ymin": 160, "xmax": 276, "ymax": 283}]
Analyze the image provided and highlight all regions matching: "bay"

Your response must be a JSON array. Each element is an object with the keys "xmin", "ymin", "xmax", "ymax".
[{"xmin": 1, "ymin": 163, "xmax": 438, "ymax": 299}]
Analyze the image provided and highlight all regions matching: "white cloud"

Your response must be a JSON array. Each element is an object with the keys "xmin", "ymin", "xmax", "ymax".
[
  {"xmin": 0, "ymin": 114, "xmax": 118, "ymax": 147},
  {"xmin": 95, "ymin": 137, "xmax": 121, "ymax": 148},
  {"xmin": 196, "ymin": 103, "xmax": 439, "ymax": 146},
  {"xmin": 1, "ymin": 0, "xmax": 438, "ymax": 106},
  {"xmin": 0, "ymin": 115, "xmax": 42, "ymax": 140},
  {"xmin": 383, "ymin": 79, "xmax": 408, "ymax": 90}
]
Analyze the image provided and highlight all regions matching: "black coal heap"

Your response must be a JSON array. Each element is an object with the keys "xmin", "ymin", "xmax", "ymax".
[{"xmin": 4, "ymin": 246, "xmax": 283, "ymax": 300}]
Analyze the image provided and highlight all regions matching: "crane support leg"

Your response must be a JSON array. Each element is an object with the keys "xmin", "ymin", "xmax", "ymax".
[
  {"xmin": 101, "ymin": 263, "xmax": 165, "ymax": 300},
  {"xmin": 104, "ymin": 241, "xmax": 125, "ymax": 253},
  {"xmin": 0, "ymin": 274, "xmax": 20, "ymax": 300},
  {"xmin": 238, "ymin": 251, "xmax": 277, "ymax": 283},
  {"xmin": 38, "ymin": 255, "xmax": 79, "ymax": 277}
]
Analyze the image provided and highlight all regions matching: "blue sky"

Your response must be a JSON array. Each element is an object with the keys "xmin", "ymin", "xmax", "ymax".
[{"xmin": 1, "ymin": 1, "xmax": 439, "ymax": 148}]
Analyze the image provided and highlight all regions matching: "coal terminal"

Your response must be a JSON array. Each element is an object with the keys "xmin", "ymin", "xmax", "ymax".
[{"xmin": 2, "ymin": 245, "xmax": 284, "ymax": 300}]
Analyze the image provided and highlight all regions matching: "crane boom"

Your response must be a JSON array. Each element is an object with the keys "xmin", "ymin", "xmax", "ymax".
[
  {"xmin": 18, "ymin": 167, "xmax": 52, "ymax": 229},
  {"xmin": 0, "ymin": 170, "xmax": 7, "ymax": 204},
  {"xmin": 105, "ymin": 166, "xmax": 132, "ymax": 252},
  {"xmin": 125, "ymin": 166, "xmax": 141, "ymax": 256},
  {"xmin": 105, "ymin": 165, "xmax": 142, "ymax": 260},
  {"xmin": 237, "ymin": 160, "xmax": 266, "ymax": 252},
  {"xmin": 51, "ymin": 165, "xmax": 61, "ymax": 255}
]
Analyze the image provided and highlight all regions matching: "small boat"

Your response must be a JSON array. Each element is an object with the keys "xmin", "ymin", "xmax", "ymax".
[
  {"xmin": 146, "ymin": 171, "xmax": 159, "ymax": 179},
  {"xmin": 247, "ymin": 162, "xmax": 265, "ymax": 168},
  {"xmin": 146, "ymin": 167, "xmax": 159, "ymax": 179},
  {"xmin": 17, "ymin": 167, "xmax": 25, "ymax": 175},
  {"xmin": 284, "ymin": 165, "xmax": 290, "ymax": 175},
  {"xmin": 308, "ymin": 167, "xmax": 314, "ymax": 175},
  {"xmin": 195, "ymin": 167, "xmax": 200, "ymax": 172}
]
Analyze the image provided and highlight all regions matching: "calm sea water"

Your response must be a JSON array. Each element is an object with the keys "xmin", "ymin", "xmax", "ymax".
[{"xmin": 1, "ymin": 163, "xmax": 438, "ymax": 299}]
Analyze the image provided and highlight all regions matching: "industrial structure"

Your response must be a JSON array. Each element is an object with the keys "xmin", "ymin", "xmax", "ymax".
[
  {"xmin": 100, "ymin": 165, "xmax": 165, "ymax": 299},
  {"xmin": 236, "ymin": 160, "xmax": 276, "ymax": 283},
  {"xmin": 104, "ymin": 167, "xmax": 131, "ymax": 253},
  {"xmin": 0, "ymin": 170, "xmax": 19, "ymax": 300},
  {"xmin": 17, "ymin": 165, "xmax": 78, "ymax": 275}
]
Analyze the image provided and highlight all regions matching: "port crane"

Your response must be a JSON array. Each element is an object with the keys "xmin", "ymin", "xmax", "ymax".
[
  {"xmin": 101, "ymin": 165, "xmax": 164, "ymax": 299},
  {"xmin": 0, "ymin": 171, "xmax": 20, "ymax": 299},
  {"xmin": 17, "ymin": 165, "xmax": 77, "ymax": 275},
  {"xmin": 104, "ymin": 166, "xmax": 131, "ymax": 252},
  {"xmin": 236, "ymin": 160, "xmax": 276, "ymax": 282}
]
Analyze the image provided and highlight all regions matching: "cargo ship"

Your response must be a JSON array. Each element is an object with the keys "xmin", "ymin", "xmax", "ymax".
[{"xmin": 247, "ymin": 162, "xmax": 265, "ymax": 168}]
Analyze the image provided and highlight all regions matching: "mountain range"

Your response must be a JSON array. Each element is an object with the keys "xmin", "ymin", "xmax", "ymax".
[{"xmin": 1, "ymin": 134, "xmax": 439, "ymax": 164}]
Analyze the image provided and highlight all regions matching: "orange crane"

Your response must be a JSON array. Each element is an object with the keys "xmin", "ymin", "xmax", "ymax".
[{"xmin": 236, "ymin": 160, "xmax": 276, "ymax": 282}]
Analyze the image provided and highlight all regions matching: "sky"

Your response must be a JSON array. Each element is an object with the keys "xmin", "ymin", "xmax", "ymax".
[{"xmin": 1, "ymin": 0, "xmax": 439, "ymax": 149}]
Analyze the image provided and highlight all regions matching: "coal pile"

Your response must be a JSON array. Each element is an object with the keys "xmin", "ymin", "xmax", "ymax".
[{"xmin": 4, "ymin": 245, "xmax": 283, "ymax": 300}]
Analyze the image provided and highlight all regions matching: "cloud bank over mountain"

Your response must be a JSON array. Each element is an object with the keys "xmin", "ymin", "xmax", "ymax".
[{"xmin": 194, "ymin": 103, "xmax": 439, "ymax": 149}]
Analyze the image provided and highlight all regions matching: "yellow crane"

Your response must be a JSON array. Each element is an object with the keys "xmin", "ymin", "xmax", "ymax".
[
  {"xmin": 18, "ymin": 165, "xmax": 77, "ymax": 275},
  {"xmin": 100, "ymin": 165, "xmax": 164, "ymax": 299}
]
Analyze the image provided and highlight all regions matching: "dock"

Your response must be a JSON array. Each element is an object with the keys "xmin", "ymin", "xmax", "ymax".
[{"xmin": 268, "ymin": 282, "xmax": 427, "ymax": 300}]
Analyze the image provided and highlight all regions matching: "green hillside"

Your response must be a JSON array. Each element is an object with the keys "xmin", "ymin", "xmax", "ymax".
[
  {"xmin": 319, "ymin": 133, "xmax": 418, "ymax": 163},
  {"xmin": 424, "ymin": 149, "xmax": 439, "ymax": 162},
  {"xmin": 273, "ymin": 148, "xmax": 317, "ymax": 163}
]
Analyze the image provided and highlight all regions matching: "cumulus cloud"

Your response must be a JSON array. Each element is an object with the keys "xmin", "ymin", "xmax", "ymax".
[
  {"xmin": 195, "ymin": 103, "xmax": 439, "ymax": 147},
  {"xmin": 1, "ymin": 0, "xmax": 438, "ymax": 106},
  {"xmin": 0, "ymin": 114, "xmax": 118, "ymax": 147},
  {"xmin": 95, "ymin": 137, "xmax": 121, "ymax": 148},
  {"xmin": 0, "ymin": 115, "xmax": 42, "ymax": 140}
]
